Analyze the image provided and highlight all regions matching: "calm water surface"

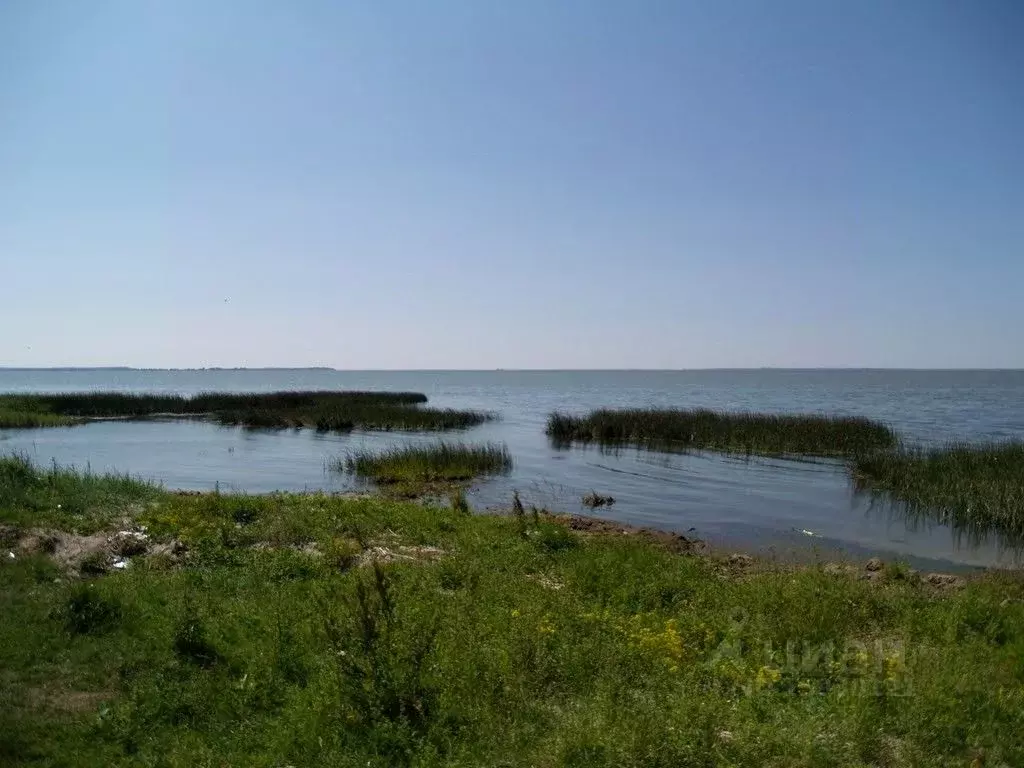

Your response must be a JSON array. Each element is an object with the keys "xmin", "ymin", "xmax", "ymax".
[{"xmin": 3, "ymin": 369, "xmax": 1023, "ymax": 570}]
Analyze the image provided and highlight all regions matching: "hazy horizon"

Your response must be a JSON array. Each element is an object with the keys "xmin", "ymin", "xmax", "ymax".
[
  {"xmin": 3, "ymin": 366, "xmax": 1023, "ymax": 373},
  {"xmin": 3, "ymin": 1, "xmax": 1021, "ymax": 369}
]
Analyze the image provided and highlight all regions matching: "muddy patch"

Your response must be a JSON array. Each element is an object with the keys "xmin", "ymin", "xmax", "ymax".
[{"xmin": 544, "ymin": 512, "xmax": 706, "ymax": 555}]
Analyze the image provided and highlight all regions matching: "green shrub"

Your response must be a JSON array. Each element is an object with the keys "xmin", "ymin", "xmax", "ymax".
[{"xmin": 531, "ymin": 521, "xmax": 578, "ymax": 553}]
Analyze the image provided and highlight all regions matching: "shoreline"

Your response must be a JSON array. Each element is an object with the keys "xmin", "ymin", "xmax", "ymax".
[
  {"xmin": 170, "ymin": 486, "xmax": 996, "ymax": 583},
  {"xmin": 52, "ymin": 482, "xmax": 1024, "ymax": 576}
]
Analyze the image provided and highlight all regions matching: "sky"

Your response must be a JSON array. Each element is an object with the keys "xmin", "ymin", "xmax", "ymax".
[{"xmin": 1, "ymin": 1, "xmax": 1022, "ymax": 369}]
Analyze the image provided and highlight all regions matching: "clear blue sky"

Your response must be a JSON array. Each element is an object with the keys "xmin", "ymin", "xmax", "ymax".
[{"xmin": 2, "ymin": 1, "xmax": 1021, "ymax": 369}]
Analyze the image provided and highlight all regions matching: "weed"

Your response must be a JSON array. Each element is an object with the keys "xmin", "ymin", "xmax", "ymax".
[
  {"xmin": 581, "ymin": 491, "xmax": 615, "ymax": 508},
  {"xmin": 323, "ymin": 565, "xmax": 440, "ymax": 740},
  {"xmin": 324, "ymin": 537, "xmax": 362, "ymax": 571},
  {"xmin": 62, "ymin": 584, "xmax": 122, "ymax": 634},
  {"xmin": 531, "ymin": 521, "xmax": 578, "ymax": 553},
  {"xmin": 512, "ymin": 490, "xmax": 527, "ymax": 538},
  {"xmin": 450, "ymin": 490, "xmax": 470, "ymax": 515},
  {"xmin": 173, "ymin": 613, "xmax": 222, "ymax": 668},
  {"xmin": 883, "ymin": 561, "xmax": 918, "ymax": 583}
]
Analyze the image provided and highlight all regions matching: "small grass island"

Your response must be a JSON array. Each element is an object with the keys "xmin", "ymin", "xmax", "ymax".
[
  {"xmin": 341, "ymin": 441, "xmax": 513, "ymax": 486},
  {"xmin": 546, "ymin": 408, "xmax": 898, "ymax": 458}
]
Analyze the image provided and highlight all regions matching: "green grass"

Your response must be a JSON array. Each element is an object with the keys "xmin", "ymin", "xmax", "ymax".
[
  {"xmin": 342, "ymin": 442, "xmax": 513, "ymax": 484},
  {"xmin": 0, "ymin": 454, "xmax": 163, "ymax": 533},
  {"xmin": 852, "ymin": 441, "xmax": 1024, "ymax": 545},
  {"xmin": 547, "ymin": 408, "xmax": 898, "ymax": 458},
  {"xmin": 1, "ymin": 460, "xmax": 1023, "ymax": 766},
  {"xmin": 0, "ymin": 409, "xmax": 77, "ymax": 428},
  {"xmin": 0, "ymin": 391, "xmax": 494, "ymax": 433}
]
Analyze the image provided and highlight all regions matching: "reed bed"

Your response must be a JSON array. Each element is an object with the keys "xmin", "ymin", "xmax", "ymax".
[
  {"xmin": 0, "ymin": 391, "xmax": 490, "ymax": 433},
  {"xmin": 0, "ymin": 408, "xmax": 77, "ymax": 428},
  {"xmin": 546, "ymin": 408, "xmax": 897, "ymax": 458},
  {"xmin": 341, "ymin": 442, "xmax": 513, "ymax": 484},
  {"xmin": 852, "ymin": 441, "xmax": 1024, "ymax": 544},
  {"xmin": 0, "ymin": 390, "xmax": 425, "ymax": 417},
  {"xmin": 215, "ymin": 405, "xmax": 492, "ymax": 432},
  {"xmin": 1, "ymin": 393, "xmax": 193, "ymax": 421}
]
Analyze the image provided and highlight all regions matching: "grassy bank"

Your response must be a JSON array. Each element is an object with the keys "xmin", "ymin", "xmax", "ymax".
[
  {"xmin": 0, "ymin": 391, "xmax": 493, "ymax": 433},
  {"xmin": 342, "ymin": 442, "xmax": 513, "ymax": 485},
  {"xmin": 0, "ymin": 454, "xmax": 163, "ymax": 533},
  {"xmin": 2, "ymin": 458, "xmax": 1023, "ymax": 766},
  {"xmin": 547, "ymin": 408, "xmax": 897, "ymax": 458},
  {"xmin": 853, "ymin": 441, "xmax": 1024, "ymax": 544}
]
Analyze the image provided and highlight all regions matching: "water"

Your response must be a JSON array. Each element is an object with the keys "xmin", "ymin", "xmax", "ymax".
[{"xmin": 3, "ymin": 368, "xmax": 1023, "ymax": 570}]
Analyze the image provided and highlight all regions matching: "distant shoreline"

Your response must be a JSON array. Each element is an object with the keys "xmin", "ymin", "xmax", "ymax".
[
  {"xmin": 2, "ymin": 367, "xmax": 1023, "ymax": 373},
  {"xmin": 0, "ymin": 367, "xmax": 338, "ymax": 372}
]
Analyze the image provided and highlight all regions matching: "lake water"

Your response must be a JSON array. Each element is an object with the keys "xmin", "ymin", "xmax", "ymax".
[{"xmin": 3, "ymin": 368, "xmax": 1023, "ymax": 570}]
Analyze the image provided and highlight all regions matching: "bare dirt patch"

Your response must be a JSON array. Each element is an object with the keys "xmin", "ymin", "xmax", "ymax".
[
  {"xmin": 26, "ymin": 685, "xmax": 115, "ymax": 715},
  {"xmin": 359, "ymin": 543, "xmax": 446, "ymax": 567},
  {"xmin": 4, "ymin": 525, "xmax": 185, "ymax": 574}
]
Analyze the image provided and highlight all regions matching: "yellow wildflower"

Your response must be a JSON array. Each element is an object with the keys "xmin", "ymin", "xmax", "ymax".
[
  {"xmin": 882, "ymin": 652, "xmax": 904, "ymax": 681},
  {"xmin": 755, "ymin": 665, "xmax": 782, "ymax": 689}
]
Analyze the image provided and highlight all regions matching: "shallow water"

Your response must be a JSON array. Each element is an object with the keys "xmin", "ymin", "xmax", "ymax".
[{"xmin": 2, "ymin": 368, "xmax": 1023, "ymax": 570}]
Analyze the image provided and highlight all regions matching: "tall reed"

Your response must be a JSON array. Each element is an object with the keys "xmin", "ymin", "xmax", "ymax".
[
  {"xmin": 341, "ymin": 442, "xmax": 513, "ymax": 484},
  {"xmin": 546, "ymin": 408, "xmax": 897, "ymax": 458},
  {"xmin": 852, "ymin": 441, "xmax": 1024, "ymax": 544}
]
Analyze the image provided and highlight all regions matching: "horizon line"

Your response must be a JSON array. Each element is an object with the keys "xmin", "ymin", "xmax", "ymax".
[{"xmin": 2, "ymin": 366, "xmax": 1023, "ymax": 373}]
